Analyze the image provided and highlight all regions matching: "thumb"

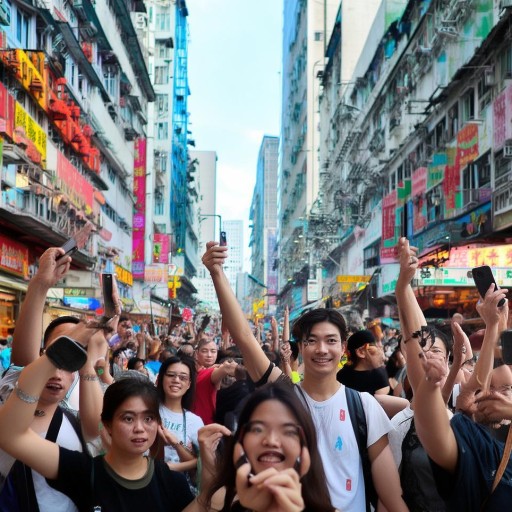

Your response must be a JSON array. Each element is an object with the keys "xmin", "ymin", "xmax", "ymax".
[{"xmin": 206, "ymin": 241, "xmax": 218, "ymax": 250}]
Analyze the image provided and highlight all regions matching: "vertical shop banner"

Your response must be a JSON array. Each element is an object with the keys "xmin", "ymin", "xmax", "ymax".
[
  {"xmin": 456, "ymin": 123, "xmax": 479, "ymax": 168},
  {"xmin": 411, "ymin": 167, "xmax": 427, "ymax": 233},
  {"xmin": 266, "ymin": 229, "xmax": 278, "ymax": 306},
  {"xmin": 153, "ymin": 234, "xmax": 170, "ymax": 264},
  {"xmin": 427, "ymin": 153, "xmax": 447, "ymax": 190},
  {"xmin": 14, "ymin": 102, "xmax": 47, "ymax": 167},
  {"xmin": 0, "ymin": 234, "xmax": 29, "ymax": 278},
  {"xmin": 381, "ymin": 189, "xmax": 398, "ymax": 263},
  {"xmin": 443, "ymin": 147, "xmax": 461, "ymax": 217},
  {"xmin": 132, "ymin": 138, "xmax": 146, "ymax": 279},
  {"xmin": 493, "ymin": 83, "xmax": 512, "ymax": 151}
]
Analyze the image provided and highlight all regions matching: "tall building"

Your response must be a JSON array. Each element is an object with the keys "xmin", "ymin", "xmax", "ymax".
[
  {"xmin": 250, "ymin": 135, "xmax": 279, "ymax": 314},
  {"xmin": 0, "ymin": 0, "xmax": 154, "ymax": 333},
  {"xmin": 223, "ymin": 219, "xmax": 244, "ymax": 293},
  {"xmin": 192, "ymin": 150, "xmax": 219, "ymax": 310},
  {"xmin": 278, "ymin": 0, "xmax": 383, "ymax": 318}
]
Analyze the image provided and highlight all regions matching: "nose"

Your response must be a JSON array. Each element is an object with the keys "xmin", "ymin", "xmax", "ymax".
[
  {"xmin": 133, "ymin": 418, "xmax": 145, "ymax": 431},
  {"xmin": 262, "ymin": 429, "xmax": 280, "ymax": 447}
]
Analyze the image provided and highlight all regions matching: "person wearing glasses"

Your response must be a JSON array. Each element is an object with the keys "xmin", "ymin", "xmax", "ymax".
[
  {"xmin": 336, "ymin": 329, "xmax": 390, "ymax": 395},
  {"xmin": 203, "ymin": 382, "xmax": 336, "ymax": 512},
  {"xmin": 156, "ymin": 356, "xmax": 204, "ymax": 493},
  {"xmin": 202, "ymin": 241, "xmax": 407, "ymax": 512}
]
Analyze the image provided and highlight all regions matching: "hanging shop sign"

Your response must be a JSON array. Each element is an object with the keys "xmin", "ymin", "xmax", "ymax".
[
  {"xmin": 381, "ymin": 190, "xmax": 398, "ymax": 263},
  {"xmin": 132, "ymin": 138, "xmax": 146, "ymax": 280},
  {"xmin": 56, "ymin": 151, "xmax": 93, "ymax": 212},
  {"xmin": 0, "ymin": 235, "xmax": 29, "ymax": 279},
  {"xmin": 153, "ymin": 234, "xmax": 169, "ymax": 264},
  {"xmin": 493, "ymin": 82, "xmax": 512, "ymax": 151},
  {"xmin": 115, "ymin": 265, "xmax": 133, "ymax": 287}
]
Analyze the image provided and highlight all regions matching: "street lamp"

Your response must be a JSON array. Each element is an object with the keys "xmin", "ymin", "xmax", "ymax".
[{"xmin": 199, "ymin": 213, "xmax": 222, "ymax": 241}]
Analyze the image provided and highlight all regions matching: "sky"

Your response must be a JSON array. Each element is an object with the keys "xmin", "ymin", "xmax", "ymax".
[{"xmin": 186, "ymin": 0, "xmax": 283, "ymax": 267}]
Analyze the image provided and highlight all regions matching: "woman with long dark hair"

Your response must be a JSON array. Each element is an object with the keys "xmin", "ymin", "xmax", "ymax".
[
  {"xmin": 156, "ymin": 356, "xmax": 203, "ymax": 492},
  {"xmin": 205, "ymin": 382, "xmax": 337, "ymax": 512}
]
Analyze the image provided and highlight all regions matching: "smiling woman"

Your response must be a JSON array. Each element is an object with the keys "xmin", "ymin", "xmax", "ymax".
[{"xmin": 205, "ymin": 383, "xmax": 336, "ymax": 512}]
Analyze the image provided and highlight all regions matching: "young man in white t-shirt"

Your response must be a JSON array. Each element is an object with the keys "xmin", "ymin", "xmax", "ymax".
[{"xmin": 202, "ymin": 242, "xmax": 407, "ymax": 512}]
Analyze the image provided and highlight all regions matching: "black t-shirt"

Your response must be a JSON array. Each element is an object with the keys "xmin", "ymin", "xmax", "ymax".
[
  {"xmin": 336, "ymin": 365, "xmax": 388, "ymax": 395},
  {"xmin": 48, "ymin": 448, "xmax": 194, "ymax": 512}
]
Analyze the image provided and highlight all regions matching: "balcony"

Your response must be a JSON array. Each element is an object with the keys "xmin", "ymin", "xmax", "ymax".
[
  {"xmin": 0, "ymin": 189, "xmax": 95, "ymax": 267},
  {"xmin": 450, "ymin": 187, "xmax": 492, "ymax": 217}
]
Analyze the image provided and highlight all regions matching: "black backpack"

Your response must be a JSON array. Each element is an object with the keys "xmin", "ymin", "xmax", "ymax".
[{"xmin": 297, "ymin": 385, "xmax": 377, "ymax": 512}]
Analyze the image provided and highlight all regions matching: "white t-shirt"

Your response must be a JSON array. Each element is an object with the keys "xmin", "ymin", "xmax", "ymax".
[
  {"xmin": 389, "ymin": 404, "xmax": 414, "ymax": 468},
  {"xmin": 159, "ymin": 406, "xmax": 204, "ymax": 463},
  {"xmin": 298, "ymin": 384, "xmax": 391, "ymax": 512}
]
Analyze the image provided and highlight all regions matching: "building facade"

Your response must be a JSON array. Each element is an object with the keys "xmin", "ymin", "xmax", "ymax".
[{"xmin": 316, "ymin": 0, "xmax": 512, "ymax": 321}]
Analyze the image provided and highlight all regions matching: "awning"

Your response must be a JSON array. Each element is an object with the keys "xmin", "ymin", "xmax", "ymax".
[
  {"xmin": 0, "ymin": 274, "xmax": 28, "ymax": 293},
  {"xmin": 289, "ymin": 298, "xmax": 325, "ymax": 321}
]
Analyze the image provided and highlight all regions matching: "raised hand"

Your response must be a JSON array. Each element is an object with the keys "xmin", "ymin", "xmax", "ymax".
[
  {"xmin": 451, "ymin": 322, "xmax": 473, "ymax": 368},
  {"xmin": 476, "ymin": 285, "xmax": 508, "ymax": 327},
  {"xmin": 397, "ymin": 237, "xmax": 419, "ymax": 283},
  {"xmin": 35, "ymin": 248, "xmax": 71, "ymax": 288},
  {"xmin": 202, "ymin": 241, "xmax": 227, "ymax": 277}
]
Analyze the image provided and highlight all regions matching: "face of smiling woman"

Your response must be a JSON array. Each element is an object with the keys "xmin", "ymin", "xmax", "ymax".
[{"xmin": 240, "ymin": 399, "xmax": 303, "ymax": 475}]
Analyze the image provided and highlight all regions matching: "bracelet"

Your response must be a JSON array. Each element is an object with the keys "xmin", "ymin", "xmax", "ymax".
[
  {"xmin": 172, "ymin": 440, "xmax": 194, "ymax": 454},
  {"xmin": 80, "ymin": 374, "xmax": 99, "ymax": 381},
  {"xmin": 14, "ymin": 382, "xmax": 40, "ymax": 404}
]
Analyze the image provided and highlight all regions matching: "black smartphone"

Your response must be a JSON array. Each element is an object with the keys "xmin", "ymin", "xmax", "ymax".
[
  {"xmin": 220, "ymin": 231, "xmax": 227, "ymax": 246},
  {"xmin": 101, "ymin": 273, "xmax": 116, "ymax": 318},
  {"xmin": 501, "ymin": 330, "xmax": 512, "ymax": 365},
  {"xmin": 472, "ymin": 265, "xmax": 506, "ymax": 307},
  {"xmin": 59, "ymin": 237, "xmax": 78, "ymax": 259}
]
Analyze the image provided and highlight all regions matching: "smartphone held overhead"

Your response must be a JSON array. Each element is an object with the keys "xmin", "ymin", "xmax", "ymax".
[
  {"xmin": 58, "ymin": 222, "xmax": 95, "ymax": 259},
  {"xmin": 101, "ymin": 273, "xmax": 117, "ymax": 318},
  {"xmin": 471, "ymin": 265, "xmax": 507, "ymax": 307},
  {"xmin": 220, "ymin": 231, "xmax": 227, "ymax": 246}
]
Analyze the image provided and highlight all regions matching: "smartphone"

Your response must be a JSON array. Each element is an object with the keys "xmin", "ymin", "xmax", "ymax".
[
  {"xmin": 101, "ymin": 273, "xmax": 117, "ymax": 318},
  {"xmin": 220, "ymin": 231, "xmax": 227, "ymax": 246},
  {"xmin": 472, "ymin": 265, "xmax": 506, "ymax": 307},
  {"xmin": 501, "ymin": 330, "xmax": 512, "ymax": 365},
  {"xmin": 59, "ymin": 237, "xmax": 78, "ymax": 258}
]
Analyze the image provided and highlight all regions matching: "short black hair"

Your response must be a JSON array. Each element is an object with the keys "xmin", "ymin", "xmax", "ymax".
[
  {"xmin": 43, "ymin": 316, "xmax": 80, "ymax": 347},
  {"xmin": 291, "ymin": 308, "xmax": 348, "ymax": 344}
]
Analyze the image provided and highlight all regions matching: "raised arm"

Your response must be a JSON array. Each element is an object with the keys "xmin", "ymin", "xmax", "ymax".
[
  {"xmin": 270, "ymin": 317, "xmax": 279, "ymax": 352},
  {"xmin": 395, "ymin": 237, "xmax": 428, "ymax": 393},
  {"xmin": 414, "ymin": 350, "xmax": 458, "ymax": 473},
  {"xmin": 202, "ymin": 242, "xmax": 282, "ymax": 382},
  {"xmin": 12, "ymin": 248, "xmax": 71, "ymax": 366},
  {"xmin": 0, "ymin": 343, "xmax": 88, "ymax": 479}
]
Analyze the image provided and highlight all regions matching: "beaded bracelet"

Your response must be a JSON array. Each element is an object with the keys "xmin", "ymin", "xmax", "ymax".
[{"xmin": 14, "ymin": 382, "xmax": 40, "ymax": 404}]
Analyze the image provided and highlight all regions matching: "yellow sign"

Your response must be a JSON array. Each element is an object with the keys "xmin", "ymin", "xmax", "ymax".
[
  {"xmin": 467, "ymin": 244, "xmax": 512, "ymax": 268},
  {"xmin": 14, "ymin": 102, "xmax": 47, "ymax": 164},
  {"xmin": 17, "ymin": 50, "xmax": 47, "ymax": 111},
  {"xmin": 168, "ymin": 276, "xmax": 181, "ymax": 289},
  {"xmin": 336, "ymin": 275, "xmax": 371, "ymax": 283},
  {"xmin": 252, "ymin": 298, "xmax": 265, "ymax": 313},
  {"xmin": 115, "ymin": 264, "xmax": 133, "ymax": 286}
]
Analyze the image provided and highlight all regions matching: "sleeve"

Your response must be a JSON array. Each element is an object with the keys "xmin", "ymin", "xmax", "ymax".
[
  {"xmin": 47, "ymin": 447, "xmax": 92, "ymax": 508},
  {"xmin": 360, "ymin": 392, "xmax": 392, "ymax": 447}
]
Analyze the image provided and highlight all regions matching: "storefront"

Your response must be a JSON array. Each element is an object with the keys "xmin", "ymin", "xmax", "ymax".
[{"xmin": 0, "ymin": 235, "xmax": 29, "ymax": 338}]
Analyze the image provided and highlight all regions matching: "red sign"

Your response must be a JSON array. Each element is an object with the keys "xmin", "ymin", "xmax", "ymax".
[
  {"xmin": 457, "ymin": 123, "xmax": 479, "ymax": 168},
  {"xmin": 411, "ymin": 167, "xmax": 427, "ymax": 232},
  {"xmin": 57, "ymin": 152, "xmax": 93, "ymax": 210},
  {"xmin": 0, "ymin": 235, "xmax": 29, "ymax": 278}
]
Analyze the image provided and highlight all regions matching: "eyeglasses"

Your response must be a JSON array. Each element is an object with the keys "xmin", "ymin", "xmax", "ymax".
[{"xmin": 165, "ymin": 372, "xmax": 190, "ymax": 382}]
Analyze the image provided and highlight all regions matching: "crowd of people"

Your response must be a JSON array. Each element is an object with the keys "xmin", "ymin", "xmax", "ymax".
[{"xmin": 0, "ymin": 237, "xmax": 510, "ymax": 511}]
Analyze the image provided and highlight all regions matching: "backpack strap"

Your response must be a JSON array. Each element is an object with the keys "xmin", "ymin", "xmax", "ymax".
[
  {"xmin": 61, "ymin": 407, "xmax": 88, "ymax": 454},
  {"xmin": 8, "ymin": 406, "xmax": 64, "ymax": 512},
  {"xmin": 345, "ymin": 387, "xmax": 375, "ymax": 512}
]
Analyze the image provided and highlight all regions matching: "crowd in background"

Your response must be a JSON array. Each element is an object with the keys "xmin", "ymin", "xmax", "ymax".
[{"xmin": 0, "ymin": 238, "xmax": 510, "ymax": 511}]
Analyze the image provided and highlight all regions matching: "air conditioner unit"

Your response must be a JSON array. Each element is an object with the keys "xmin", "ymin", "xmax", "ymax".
[{"xmin": 503, "ymin": 143, "xmax": 512, "ymax": 158}]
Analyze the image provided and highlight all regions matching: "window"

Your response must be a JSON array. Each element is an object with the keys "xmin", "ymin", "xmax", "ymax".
[
  {"xmin": 155, "ymin": 12, "xmax": 170, "ymax": 31},
  {"xmin": 478, "ymin": 72, "xmax": 493, "ymax": 112},
  {"xmin": 156, "ymin": 122, "xmax": 168, "ymax": 140},
  {"xmin": 460, "ymin": 88, "xmax": 475, "ymax": 124},
  {"xmin": 447, "ymin": 103, "xmax": 459, "ymax": 140},
  {"xmin": 16, "ymin": 7, "xmax": 30, "ymax": 48},
  {"xmin": 314, "ymin": 31, "xmax": 323, "ymax": 41},
  {"xmin": 103, "ymin": 65, "xmax": 119, "ymax": 100},
  {"xmin": 499, "ymin": 46, "xmax": 512, "ymax": 84},
  {"xmin": 156, "ymin": 40, "xmax": 172, "ymax": 60},
  {"xmin": 107, "ymin": 167, "xmax": 116, "ymax": 183},
  {"xmin": 154, "ymin": 66, "xmax": 169, "ymax": 85},
  {"xmin": 364, "ymin": 242, "xmax": 380, "ymax": 270},
  {"xmin": 155, "ymin": 94, "xmax": 168, "ymax": 116},
  {"xmin": 426, "ymin": 186, "xmax": 442, "ymax": 223}
]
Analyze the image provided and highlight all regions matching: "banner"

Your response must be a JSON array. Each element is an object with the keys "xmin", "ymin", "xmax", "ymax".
[
  {"xmin": 0, "ymin": 234, "xmax": 29, "ymax": 278},
  {"xmin": 411, "ymin": 167, "xmax": 427, "ymax": 232},
  {"xmin": 132, "ymin": 138, "xmax": 146, "ymax": 279},
  {"xmin": 456, "ymin": 123, "xmax": 479, "ymax": 168},
  {"xmin": 493, "ymin": 83, "xmax": 512, "ymax": 151}
]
